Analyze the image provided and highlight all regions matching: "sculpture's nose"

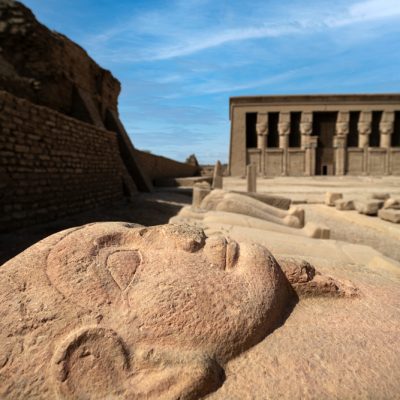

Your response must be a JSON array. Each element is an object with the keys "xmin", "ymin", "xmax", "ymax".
[
  {"xmin": 203, "ymin": 236, "xmax": 239, "ymax": 271},
  {"xmin": 106, "ymin": 250, "xmax": 141, "ymax": 290}
]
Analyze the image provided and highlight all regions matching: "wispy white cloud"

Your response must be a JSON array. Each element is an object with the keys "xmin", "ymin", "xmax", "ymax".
[
  {"xmin": 186, "ymin": 67, "xmax": 313, "ymax": 96},
  {"xmin": 85, "ymin": 0, "xmax": 400, "ymax": 63}
]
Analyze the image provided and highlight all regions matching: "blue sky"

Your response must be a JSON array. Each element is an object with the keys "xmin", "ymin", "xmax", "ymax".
[{"xmin": 22, "ymin": 0, "xmax": 400, "ymax": 164}]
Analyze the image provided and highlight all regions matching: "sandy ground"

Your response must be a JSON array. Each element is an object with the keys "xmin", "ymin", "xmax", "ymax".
[{"xmin": 222, "ymin": 175, "xmax": 400, "ymax": 203}]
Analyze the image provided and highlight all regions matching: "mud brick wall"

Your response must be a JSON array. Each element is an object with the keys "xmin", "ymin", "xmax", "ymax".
[
  {"xmin": 133, "ymin": 149, "xmax": 200, "ymax": 183},
  {"xmin": 0, "ymin": 91, "xmax": 131, "ymax": 232}
]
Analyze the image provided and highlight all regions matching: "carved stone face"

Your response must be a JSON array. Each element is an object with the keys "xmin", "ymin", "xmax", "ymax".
[
  {"xmin": 256, "ymin": 122, "xmax": 268, "ymax": 135},
  {"xmin": 379, "ymin": 122, "xmax": 394, "ymax": 135},
  {"xmin": 278, "ymin": 122, "xmax": 290, "ymax": 136},
  {"xmin": 0, "ymin": 222, "xmax": 291, "ymax": 399},
  {"xmin": 300, "ymin": 122, "xmax": 312, "ymax": 135},
  {"xmin": 336, "ymin": 122, "xmax": 349, "ymax": 136},
  {"xmin": 357, "ymin": 122, "xmax": 372, "ymax": 136}
]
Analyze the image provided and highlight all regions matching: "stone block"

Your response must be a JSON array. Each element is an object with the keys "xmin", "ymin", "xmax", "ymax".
[
  {"xmin": 378, "ymin": 209, "xmax": 400, "ymax": 223},
  {"xmin": 354, "ymin": 199, "xmax": 384, "ymax": 216},
  {"xmin": 302, "ymin": 222, "xmax": 330, "ymax": 239},
  {"xmin": 192, "ymin": 185, "xmax": 211, "ymax": 209},
  {"xmin": 335, "ymin": 199, "xmax": 355, "ymax": 211},
  {"xmin": 232, "ymin": 191, "xmax": 291, "ymax": 210},
  {"xmin": 325, "ymin": 192, "xmax": 343, "ymax": 206},
  {"xmin": 370, "ymin": 193, "xmax": 390, "ymax": 200},
  {"xmin": 383, "ymin": 198, "xmax": 400, "ymax": 210},
  {"xmin": 246, "ymin": 164, "xmax": 257, "ymax": 193}
]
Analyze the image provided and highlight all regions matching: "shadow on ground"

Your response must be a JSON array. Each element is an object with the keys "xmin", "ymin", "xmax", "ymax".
[{"xmin": 0, "ymin": 192, "xmax": 190, "ymax": 265}]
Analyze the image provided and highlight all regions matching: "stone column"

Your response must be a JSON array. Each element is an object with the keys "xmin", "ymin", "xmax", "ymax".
[
  {"xmin": 304, "ymin": 136, "xmax": 318, "ymax": 176},
  {"xmin": 278, "ymin": 112, "xmax": 290, "ymax": 176},
  {"xmin": 212, "ymin": 160, "xmax": 223, "ymax": 189},
  {"xmin": 300, "ymin": 112, "xmax": 313, "ymax": 150},
  {"xmin": 380, "ymin": 111, "xmax": 395, "ymax": 175},
  {"xmin": 380, "ymin": 111, "xmax": 394, "ymax": 148},
  {"xmin": 246, "ymin": 163, "xmax": 257, "ymax": 193},
  {"xmin": 256, "ymin": 113, "xmax": 268, "ymax": 176},
  {"xmin": 358, "ymin": 111, "xmax": 372, "ymax": 174},
  {"xmin": 333, "ymin": 136, "xmax": 347, "ymax": 175},
  {"xmin": 334, "ymin": 111, "xmax": 349, "ymax": 176}
]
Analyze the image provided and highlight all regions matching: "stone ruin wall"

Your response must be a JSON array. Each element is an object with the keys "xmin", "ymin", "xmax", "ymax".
[
  {"xmin": 133, "ymin": 149, "xmax": 200, "ymax": 183},
  {"xmin": 0, "ymin": 90, "xmax": 133, "ymax": 232},
  {"xmin": 0, "ymin": 0, "xmax": 120, "ymax": 126}
]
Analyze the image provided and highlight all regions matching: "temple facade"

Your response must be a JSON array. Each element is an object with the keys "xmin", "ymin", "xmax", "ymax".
[{"xmin": 229, "ymin": 94, "xmax": 400, "ymax": 176}]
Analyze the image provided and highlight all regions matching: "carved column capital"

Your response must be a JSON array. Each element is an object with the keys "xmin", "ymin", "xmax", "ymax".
[
  {"xmin": 336, "ymin": 111, "xmax": 350, "ymax": 136},
  {"xmin": 336, "ymin": 122, "xmax": 349, "ymax": 136},
  {"xmin": 278, "ymin": 122, "xmax": 290, "ymax": 136},
  {"xmin": 278, "ymin": 112, "xmax": 290, "ymax": 136},
  {"xmin": 256, "ymin": 113, "xmax": 268, "ymax": 136},
  {"xmin": 358, "ymin": 111, "xmax": 372, "ymax": 148},
  {"xmin": 380, "ymin": 111, "xmax": 395, "ymax": 149}
]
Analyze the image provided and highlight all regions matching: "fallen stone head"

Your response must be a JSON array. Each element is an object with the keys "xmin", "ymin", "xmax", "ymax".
[
  {"xmin": 0, "ymin": 222, "xmax": 293, "ymax": 399},
  {"xmin": 0, "ymin": 222, "xmax": 358, "ymax": 399}
]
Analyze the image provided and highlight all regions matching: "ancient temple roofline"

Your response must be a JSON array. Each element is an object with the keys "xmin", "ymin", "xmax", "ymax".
[{"xmin": 229, "ymin": 94, "xmax": 400, "ymax": 118}]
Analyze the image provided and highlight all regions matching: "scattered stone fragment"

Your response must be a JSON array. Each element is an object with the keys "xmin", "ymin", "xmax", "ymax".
[
  {"xmin": 277, "ymin": 257, "xmax": 359, "ymax": 298},
  {"xmin": 192, "ymin": 184, "xmax": 211, "ymax": 208},
  {"xmin": 335, "ymin": 199, "xmax": 355, "ymax": 211},
  {"xmin": 383, "ymin": 198, "xmax": 400, "ymax": 210},
  {"xmin": 354, "ymin": 199, "xmax": 384, "ymax": 215},
  {"xmin": 325, "ymin": 192, "xmax": 343, "ymax": 206},
  {"xmin": 233, "ymin": 191, "xmax": 291, "ymax": 210},
  {"xmin": 302, "ymin": 222, "xmax": 330, "ymax": 239},
  {"xmin": 378, "ymin": 209, "xmax": 400, "ymax": 223},
  {"xmin": 201, "ymin": 190, "xmax": 304, "ymax": 228},
  {"xmin": 370, "ymin": 192, "xmax": 390, "ymax": 200}
]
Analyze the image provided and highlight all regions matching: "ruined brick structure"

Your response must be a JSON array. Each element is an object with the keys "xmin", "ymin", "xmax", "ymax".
[
  {"xmin": 0, "ymin": 91, "xmax": 137, "ymax": 231},
  {"xmin": 0, "ymin": 1, "xmax": 198, "ymax": 232}
]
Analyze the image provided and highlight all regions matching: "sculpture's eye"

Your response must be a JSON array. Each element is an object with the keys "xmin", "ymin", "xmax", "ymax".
[{"xmin": 106, "ymin": 250, "xmax": 141, "ymax": 290}]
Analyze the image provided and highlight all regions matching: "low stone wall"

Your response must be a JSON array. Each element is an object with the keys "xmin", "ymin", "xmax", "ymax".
[
  {"xmin": 133, "ymin": 149, "xmax": 200, "ymax": 183},
  {"xmin": 0, "ymin": 91, "xmax": 133, "ymax": 232}
]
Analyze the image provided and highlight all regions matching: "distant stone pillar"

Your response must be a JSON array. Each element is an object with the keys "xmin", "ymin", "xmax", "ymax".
[
  {"xmin": 358, "ymin": 111, "xmax": 372, "ymax": 174},
  {"xmin": 380, "ymin": 111, "xmax": 394, "ymax": 148},
  {"xmin": 256, "ymin": 113, "xmax": 268, "ymax": 175},
  {"xmin": 380, "ymin": 111, "xmax": 395, "ymax": 175},
  {"xmin": 334, "ymin": 111, "xmax": 349, "ymax": 176},
  {"xmin": 192, "ymin": 184, "xmax": 211, "ymax": 208},
  {"xmin": 304, "ymin": 136, "xmax": 318, "ymax": 176},
  {"xmin": 212, "ymin": 160, "xmax": 223, "ymax": 189},
  {"xmin": 300, "ymin": 112, "xmax": 313, "ymax": 150},
  {"xmin": 246, "ymin": 164, "xmax": 257, "ymax": 193},
  {"xmin": 334, "ymin": 136, "xmax": 347, "ymax": 176},
  {"xmin": 278, "ymin": 112, "xmax": 290, "ymax": 176}
]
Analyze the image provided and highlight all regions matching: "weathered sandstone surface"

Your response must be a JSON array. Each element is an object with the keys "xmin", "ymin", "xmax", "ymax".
[
  {"xmin": 1, "ymin": 220, "xmax": 398, "ymax": 399},
  {"xmin": 0, "ymin": 0, "xmax": 119, "ymax": 126},
  {"xmin": 0, "ymin": 222, "xmax": 293, "ymax": 399}
]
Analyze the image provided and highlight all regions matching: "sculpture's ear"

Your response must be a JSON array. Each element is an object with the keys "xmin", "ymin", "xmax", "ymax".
[
  {"xmin": 51, "ymin": 329, "xmax": 224, "ymax": 400},
  {"xmin": 51, "ymin": 326, "xmax": 131, "ymax": 399},
  {"xmin": 130, "ymin": 347, "xmax": 225, "ymax": 400}
]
